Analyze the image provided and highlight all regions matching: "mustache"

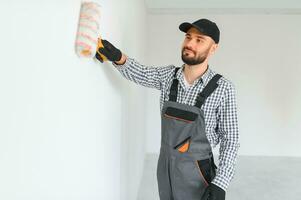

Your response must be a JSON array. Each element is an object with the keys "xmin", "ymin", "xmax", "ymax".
[{"xmin": 183, "ymin": 47, "xmax": 195, "ymax": 54}]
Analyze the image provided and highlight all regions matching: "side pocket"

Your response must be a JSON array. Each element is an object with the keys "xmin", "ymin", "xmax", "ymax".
[
  {"xmin": 196, "ymin": 158, "xmax": 213, "ymax": 186},
  {"xmin": 195, "ymin": 160, "xmax": 209, "ymax": 187}
]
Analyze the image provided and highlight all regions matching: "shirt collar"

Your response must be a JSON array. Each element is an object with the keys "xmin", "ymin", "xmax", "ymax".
[{"xmin": 177, "ymin": 64, "xmax": 212, "ymax": 86}]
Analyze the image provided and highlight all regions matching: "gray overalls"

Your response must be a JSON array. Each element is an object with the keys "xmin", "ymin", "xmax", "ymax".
[{"xmin": 157, "ymin": 67, "xmax": 222, "ymax": 200}]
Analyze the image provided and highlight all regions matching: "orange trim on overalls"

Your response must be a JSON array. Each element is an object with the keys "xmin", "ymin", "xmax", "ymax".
[{"xmin": 164, "ymin": 114, "xmax": 193, "ymax": 123}]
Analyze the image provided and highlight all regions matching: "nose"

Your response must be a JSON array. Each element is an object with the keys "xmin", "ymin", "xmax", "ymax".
[{"xmin": 184, "ymin": 39, "xmax": 194, "ymax": 50}]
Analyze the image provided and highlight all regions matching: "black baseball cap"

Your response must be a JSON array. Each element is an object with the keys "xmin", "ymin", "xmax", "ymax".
[{"xmin": 179, "ymin": 18, "xmax": 220, "ymax": 44}]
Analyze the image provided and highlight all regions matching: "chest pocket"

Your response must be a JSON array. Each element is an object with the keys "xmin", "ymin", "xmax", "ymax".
[{"xmin": 164, "ymin": 107, "xmax": 198, "ymax": 123}]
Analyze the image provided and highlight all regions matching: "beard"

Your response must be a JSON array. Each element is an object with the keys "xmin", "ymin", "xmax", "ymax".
[{"xmin": 181, "ymin": 47, "xmax": 210, "ymax": 65}]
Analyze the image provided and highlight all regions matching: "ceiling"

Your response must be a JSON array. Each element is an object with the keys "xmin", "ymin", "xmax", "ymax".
[{"xmin": 145, "ymin": 0, "xmax": 301, "ymax": 14}]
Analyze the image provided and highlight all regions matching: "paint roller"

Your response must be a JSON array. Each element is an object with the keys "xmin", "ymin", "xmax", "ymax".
[{"xmin": 74, "ymin": 1, "xmax": 107, "ymax": 61}]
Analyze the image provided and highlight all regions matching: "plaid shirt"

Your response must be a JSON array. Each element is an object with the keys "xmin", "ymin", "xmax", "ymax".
[{"xmin": 112, "ymin": 57, "xmax": 240, "ymax": 192}]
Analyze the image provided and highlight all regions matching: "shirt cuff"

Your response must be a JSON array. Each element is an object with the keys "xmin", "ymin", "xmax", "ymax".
[{"xmin": 111, "ymin": 57, "xmax": 131, "ymax": 71}]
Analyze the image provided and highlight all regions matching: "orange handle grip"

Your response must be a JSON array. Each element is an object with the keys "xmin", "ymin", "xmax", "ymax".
[{"xmin": 96, "ymin": 38, "xmax": 108, "ymax": 61}]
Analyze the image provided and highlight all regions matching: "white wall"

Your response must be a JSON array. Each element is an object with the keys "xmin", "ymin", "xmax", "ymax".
[
  {"xmin": 145, "ymin": 13, "xmax": 301, "ymax": 157},
  {"xmin": 0, "ymin": 0, "xmax": 147, "ymax": 200}
]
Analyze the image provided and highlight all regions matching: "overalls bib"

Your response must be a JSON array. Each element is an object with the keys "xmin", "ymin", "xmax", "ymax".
[{"xmin": 157, "ymin": 68, "xmax": 222, "ymax": 200}]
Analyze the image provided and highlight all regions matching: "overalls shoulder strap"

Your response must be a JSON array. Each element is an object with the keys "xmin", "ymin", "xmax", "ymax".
[
  {"xmin": 168, "ymin": 67, "xmax": 180, "ymax": 102},
  {"xmin": 195, "ymin": 74, "xmax": 222, "ymax": 108}
]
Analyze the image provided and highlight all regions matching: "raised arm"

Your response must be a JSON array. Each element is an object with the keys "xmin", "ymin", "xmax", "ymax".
[{"xmin": 95, "ymin": 39, "xmax": 174, "ymax": 90}]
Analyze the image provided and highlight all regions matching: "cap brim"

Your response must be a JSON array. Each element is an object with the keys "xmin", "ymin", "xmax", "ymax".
[
  {"xmin": 179, "ymin": 22, "xmax": 193, "ymax": 33},
  {"xmin": 179, "ymin": 22, "xmax": 206, "ymax": 35}
]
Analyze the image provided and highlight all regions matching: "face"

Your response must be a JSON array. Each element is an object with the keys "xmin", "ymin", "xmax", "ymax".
[{"xmin": 181, "ymin": 27, "xmax": 217, "ymax": 65}]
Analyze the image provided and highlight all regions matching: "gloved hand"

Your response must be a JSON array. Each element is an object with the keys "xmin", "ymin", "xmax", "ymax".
[
  {"xmin": 95, "ymin": 39, "xmax": 122, "ymax": 63},
  {"xmin": 201, "ymin": 183, "xmax": 225, "ymax": 200}
]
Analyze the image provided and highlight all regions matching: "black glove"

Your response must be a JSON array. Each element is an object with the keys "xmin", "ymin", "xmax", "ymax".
[
  {"xmin": 95, "ymin": 39, "xmax": 122, "ymax": 63},
  {"xmin": 201, "ymin": 183, "xmax": 226, "ymax": 200}
]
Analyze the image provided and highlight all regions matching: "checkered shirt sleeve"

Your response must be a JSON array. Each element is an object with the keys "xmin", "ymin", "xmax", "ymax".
[
  {"xmin": 112, "ymin": 57, "xmax": 174, "ymax": 90},
  {"xmin": 210, "ymin": 82, "xmax": 240, "ymax": 191}
]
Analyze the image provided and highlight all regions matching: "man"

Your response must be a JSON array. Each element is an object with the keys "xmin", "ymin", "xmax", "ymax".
[{"xmin": 95, "ymin": 18, "xmax": 240, "ymax": 200}]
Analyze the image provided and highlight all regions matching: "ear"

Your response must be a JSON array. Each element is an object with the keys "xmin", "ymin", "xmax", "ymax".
[{"xmin": 209, "ymin": 43, "xmax": 218, "ymax": 55}]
